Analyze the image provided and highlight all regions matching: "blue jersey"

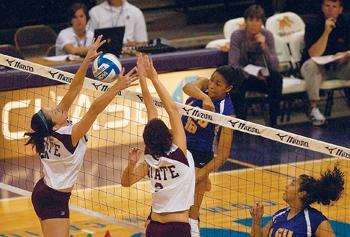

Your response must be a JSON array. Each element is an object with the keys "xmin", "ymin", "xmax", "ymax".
[
  {"xmin": 269, "ymin": 206, "xmax": 327, "ymax": 237},
  {"xmin": 181, "ymin": 92, "xmax": 234, "ymax": 152}
]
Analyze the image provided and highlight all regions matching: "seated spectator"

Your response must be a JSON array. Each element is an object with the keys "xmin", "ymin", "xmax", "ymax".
[
  {"xmin": 88, "ymin": 0, "xmax": 148, "ymax": 47},
  {"xmin": 55, "ymin": 3, "xmax": 94, "ymax": 56},
  {"xmin": 228, "ymin": 5, "xmax": 282, "ymax": 127},
  {"xmin": 300, "ymin": 0, "xmax": 350, "ymax": 126}
]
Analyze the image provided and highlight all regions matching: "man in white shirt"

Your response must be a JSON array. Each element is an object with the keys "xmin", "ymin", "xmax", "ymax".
[
  {"xmin": 88, "ymin": 0, "xmax": 148, "ymax": 46},
  {"xmin": 56, "ymin": 3, "xmax": 94, "ymax": 56}
]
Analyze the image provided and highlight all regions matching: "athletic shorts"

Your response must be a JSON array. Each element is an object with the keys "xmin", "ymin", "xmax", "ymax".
[
  {"xmin": 31, "ymin": 178, "xmax": 71, "ymax": 220},
  {"xmin": 189, "ymin": 149, "xmax": 214, "ymax": 168},
  {"xmin": 146, "ymin": 220, "xmax": 191, "ymax": 237}
]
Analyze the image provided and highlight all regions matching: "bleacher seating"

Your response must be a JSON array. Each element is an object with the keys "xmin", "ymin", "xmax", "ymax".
[
  {"xmin": 266, "ymin": 12, "xmax": 305, "ymax": 70},
  {"xmin": 206, "ymin": 10, "xmax": 350, "ymax": 120},
  {"xmin": 14, "ymin": 25, "xmax": 57, "ymax": 58},
  {"xmin": 206, "ymin": 17, "xmax": 245, "ymax": 49},
  {"xmin": 265, "ymin": 12, "xmax": 350, "ymax": 116}
]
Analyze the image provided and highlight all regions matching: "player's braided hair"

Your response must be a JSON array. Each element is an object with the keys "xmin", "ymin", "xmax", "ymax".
[{"xmin": 299, "ymin": 165, "xmax": 344, "ymax": 207}]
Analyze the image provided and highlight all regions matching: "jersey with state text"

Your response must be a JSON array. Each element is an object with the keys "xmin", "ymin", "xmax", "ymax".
[
  {"xmin": 182, "ymin": 91, "xmax": 234, "ymax": 152},
  {"xmin": 269, "ymin": 206, "xmax": 327, "ymax": 237},
  {"xmin": 144, "ymin": 144, "xmax": 195, "ymax": 213},
  {"xmin": 40, "ymin": 121, "xmax": 88, "ymax": 190}
]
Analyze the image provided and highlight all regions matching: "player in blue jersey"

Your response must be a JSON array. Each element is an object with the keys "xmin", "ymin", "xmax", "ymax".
[
  {"xmin": 182, "ymin": 66, "xmax": 243, "ymax": 237},
  {"xmin": 250, "ymin": 165, "xmax": 344, "ymax": 237}
]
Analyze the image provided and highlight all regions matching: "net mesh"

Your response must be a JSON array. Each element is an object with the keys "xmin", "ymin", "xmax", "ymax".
[{"xmin": 0, "ymin": 55, "xmax": 350, "ymax": 236}]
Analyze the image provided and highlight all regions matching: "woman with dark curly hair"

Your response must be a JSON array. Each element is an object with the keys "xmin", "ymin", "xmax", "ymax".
[{"xmin": 250, "ymin": 165, "xmax": 345, "ymax": 237}]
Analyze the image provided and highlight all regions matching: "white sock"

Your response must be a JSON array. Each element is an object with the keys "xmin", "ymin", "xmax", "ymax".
[{"xmin": 189, "ymin": 218, "xmax": 200, "ymax": 237}]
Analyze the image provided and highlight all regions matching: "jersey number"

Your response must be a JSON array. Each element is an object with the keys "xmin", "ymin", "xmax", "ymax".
[
  {"xmin": 184, "ymin": 118, "xmax": 209, "ymax": 134},
  {"xmin": 154, "ymin": 182, "xmax": 164, "ymax": 192}
]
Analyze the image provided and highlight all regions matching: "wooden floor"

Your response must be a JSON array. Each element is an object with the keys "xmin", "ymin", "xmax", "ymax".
[{"xmin": 1, "ymin": 157, "xmax": 349, "ymax": 237}]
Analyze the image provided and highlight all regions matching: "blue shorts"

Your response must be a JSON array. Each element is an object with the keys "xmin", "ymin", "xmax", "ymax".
[{"xmin": 189, "ymin": 149, "xmax": 214, "ymax": 168}]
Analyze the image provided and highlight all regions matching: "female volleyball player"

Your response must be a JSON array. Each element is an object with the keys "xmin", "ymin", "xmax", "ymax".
[
  {"xmin": 25, "ymin": 35, "xmax": 137, "ymax": 237},
  {"xmin": 182, "ymin": 66, "xmax": 242, "ymax": 236},
  {"xmin": 121, "ymin": 54, "xmax": 195, "ymax": 237},
  {"xmin": 250, "ymin": 165, "xmax": 344, "ymax": 237}
]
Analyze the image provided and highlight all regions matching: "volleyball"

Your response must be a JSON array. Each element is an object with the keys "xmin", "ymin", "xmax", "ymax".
[{"xmin": 92, "ymin": 53, "xmax": 122, "ymax": 83}]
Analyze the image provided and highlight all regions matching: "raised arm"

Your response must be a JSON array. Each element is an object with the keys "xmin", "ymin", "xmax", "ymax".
[
  {"xmin": 250, "ymin": 203, "xmax": 271, "ymax": 237},
  {"xmin": 71, "ymin": 68, "xmax": 138, "ymax": 146},
  {"xmin": 57, "ymin": 36, "xmax": 105, "ymax": 112},
  {"xmin": 183, "ymin": 78, "xmax": 215, "ymax": 112},
  {"xmin": 137, "ymin": 55, "xmax": 158, "ymax": 121},
  {"xmin": 308, "ymin": 18, "xmax": 334, "ymax": 57},
  {"xmin": 143, "ymin": 55, "xmax": 187, "ymax": 154},
  {"xmin": 196, "ymin": 127, "xmax": 233, "ymax": 182},
  {"xmin": 121, "ymin": 147, "xmax": 148, "ymax": 187}
]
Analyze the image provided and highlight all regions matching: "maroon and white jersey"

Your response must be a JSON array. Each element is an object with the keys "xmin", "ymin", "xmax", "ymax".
[
  {"xmin": 40, "ymin": 121, "xmax": 88, "ymax": 190},
  {"xmin": 144, "ymin": 144, "xmax": 195, "ymax": 213}
]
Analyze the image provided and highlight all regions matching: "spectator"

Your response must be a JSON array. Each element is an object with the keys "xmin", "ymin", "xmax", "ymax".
[
  {"xmin": 88, "ymin": 0, "xmax": 148, "ymax": 47},
  {"xmin": 301, "ymin": 0, "xmax": 350, "ymax": 126},
  {"xmin": 55, "ymin": 3, "xmax": 94, "ymax": 56},
  {"xmin": 228, "ymin": 4, "xmax": 282, "ymax": 127}
]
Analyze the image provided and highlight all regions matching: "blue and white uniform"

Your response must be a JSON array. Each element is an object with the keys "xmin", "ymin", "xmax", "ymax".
[
  {"xmin": 269, "ymin": 206, "xmax": 328, "ymax": 237},
  {"xmin": 181, "ymin": 91, "xmax": 234, "ymax": 168}
]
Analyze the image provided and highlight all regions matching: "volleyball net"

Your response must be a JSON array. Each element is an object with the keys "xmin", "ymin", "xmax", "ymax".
[{"xmin": 0, "ymin": 53, "xmax": 349, "ymax": 236}]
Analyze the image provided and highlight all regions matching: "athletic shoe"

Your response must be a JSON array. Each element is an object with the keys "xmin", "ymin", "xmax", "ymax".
[{"xmin": 310, "ymin": 107, "xmax": 326, "ymax": 126}]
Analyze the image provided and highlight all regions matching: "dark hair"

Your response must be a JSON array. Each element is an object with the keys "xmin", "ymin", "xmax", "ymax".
[
  {"xmin": 244, "ymin": 4, "xmax": 266, "ymax": 22},
  {"xmin": 143, "ymin": 118, "xmax": 172, "ymax": 157},
  {"xmin": 299, "ymin": 165, "xmax": 344, "ymax": 207},
  {"xmin": 24, "ymin": 110, "xmax": 54, "ymax": 154},
  {"xmin": 214, "ymin": 65, "xmax": 244, "ymax": 92},
  {"xmin": 324, "ymin": 0, "xmax": 344, "ymax": 7},
  {"xmin": 68, "ymin": 3, "xmax": 89, "ymax": 22}
]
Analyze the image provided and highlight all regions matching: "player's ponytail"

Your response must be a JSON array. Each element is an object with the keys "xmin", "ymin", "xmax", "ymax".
[
  {"xmin": 25, "ymin": 110, "xmax": 54, "ymax": 154},
  {"xmin": 299, "ymin": 165, "xmax": 344, "ymax": 207}
]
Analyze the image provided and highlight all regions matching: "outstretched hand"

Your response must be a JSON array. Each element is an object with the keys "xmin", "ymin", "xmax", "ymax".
[
  {"xmin": 250, "ymin": 202, "xmax": 264, "ymax": 223},
  {"xmin": 85, "ymin": 35, "xmax": 106, "ymax": 61},
  {"xmin": 128, "ymin": 147, "xmax": 142, "ymax": 165},
  {"xmin": 136, "ymin": 54, "xmax": 147, "ymax": 81},
  {"xmin": 137, "ymin": 54, "xmax": 158, "ymax": 81},
  {"xmin": 113, "ymin": 67, "xmax": 139, "ymax": 91}
]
